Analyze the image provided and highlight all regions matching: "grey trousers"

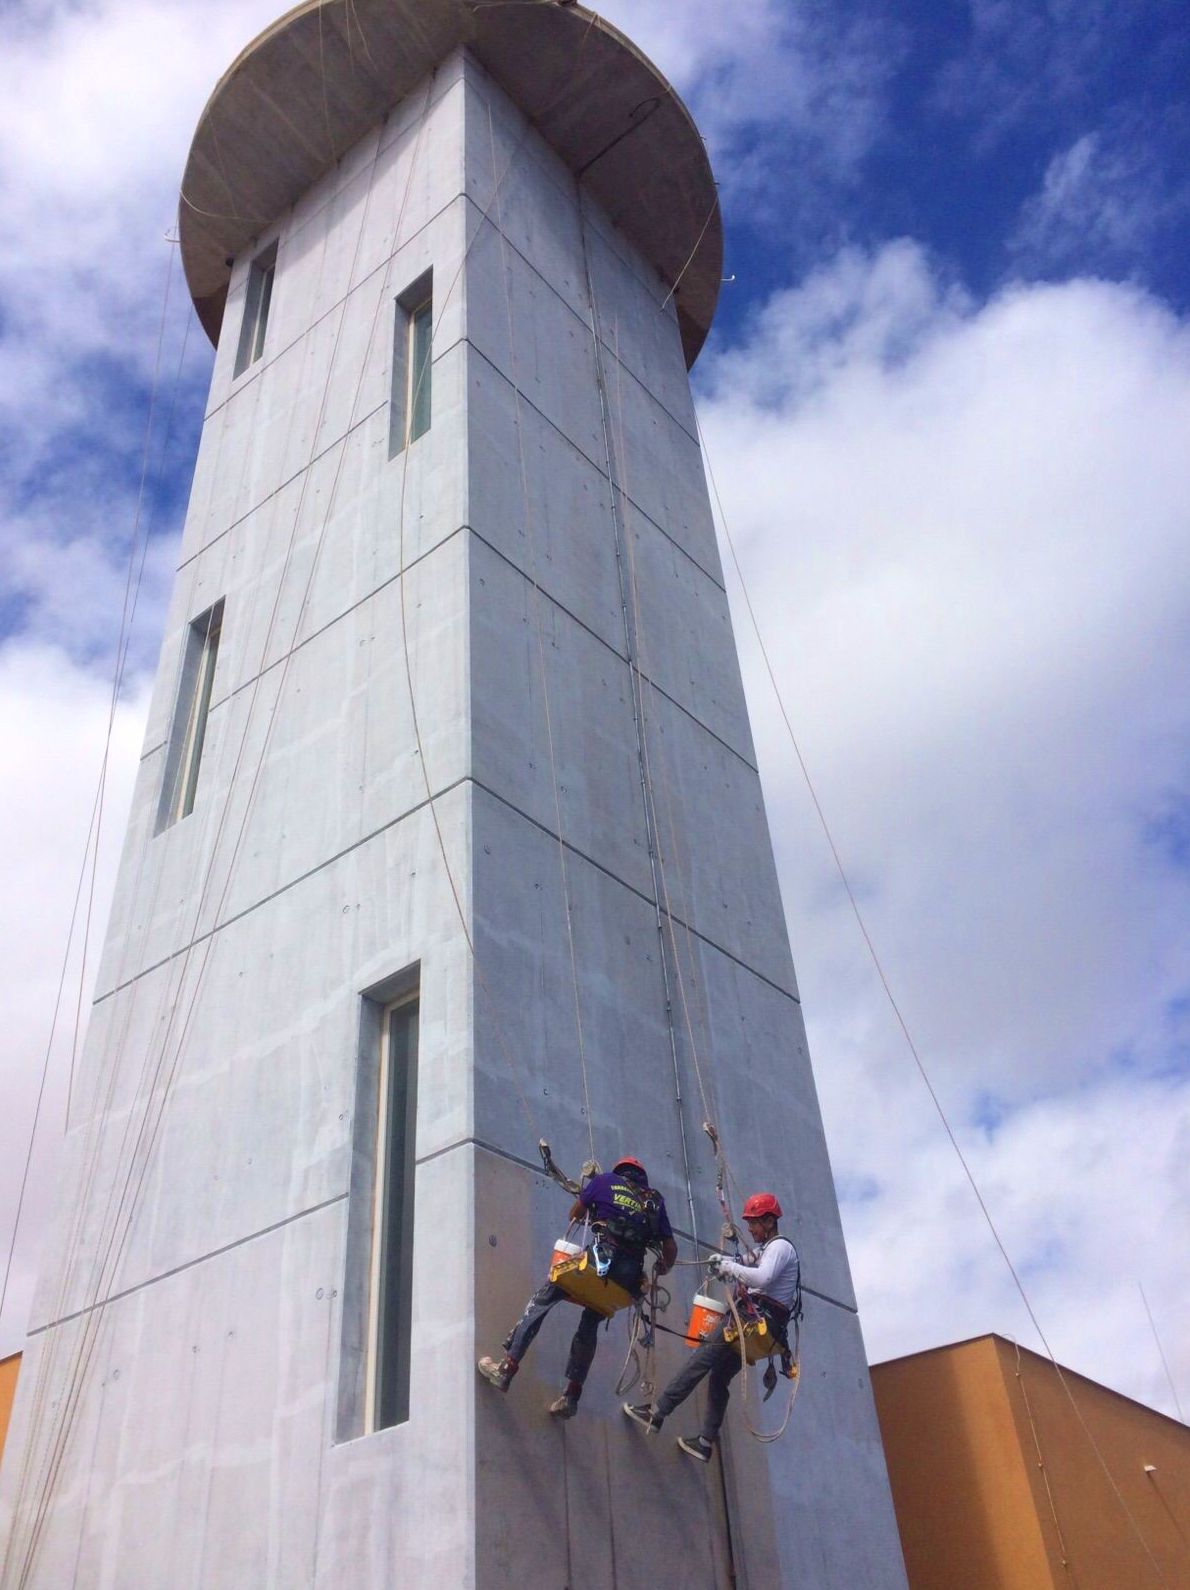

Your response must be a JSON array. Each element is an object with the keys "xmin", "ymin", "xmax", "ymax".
[
  {"xmin": 503, "ymin": 1248, "xmax": 643, "ymax": 1389},
  {"xmin": 654, "ymin": 1319, "xmax": 743, "ymax": 1444}
]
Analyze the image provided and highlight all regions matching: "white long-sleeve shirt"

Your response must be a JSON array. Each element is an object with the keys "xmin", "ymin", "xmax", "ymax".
[{"xmin": 717, "ymin": 1235, "xmax": 800, "ymax": 1310}]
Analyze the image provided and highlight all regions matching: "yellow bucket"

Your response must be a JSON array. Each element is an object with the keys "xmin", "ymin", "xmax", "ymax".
[
  {"xmin": 686, "ymin": 1292, "xmax": 727, "ymax": 1348},
  {"xmin": 548, "ymin": 1246, "xmax": 634, "ymax": 1319}
]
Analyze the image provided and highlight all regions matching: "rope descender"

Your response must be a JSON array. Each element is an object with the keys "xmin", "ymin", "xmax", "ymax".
[
  {"xmin": 703, "ymin": 1120, "xmax": 741, "ymax": 1253},
  {"xmin": 538, "ymin": 1138, "xmax": 599, "ymax": 1197}
]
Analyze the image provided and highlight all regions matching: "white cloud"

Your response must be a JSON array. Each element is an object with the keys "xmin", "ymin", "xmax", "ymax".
[
  {"xmin": 0, "ymin": 643, "xmax": 148, "ymax": 1358},
  {"xmin": 698, "ymin": 242, "xmax": 1190, "ymax": 1411},
  {"xmin": 592, "ymin": 0, "xmax": 896, "ymax": 199},
  {"xmin": 1011, "ymin": 130, "xmax": 1169, "ymax": 275},
  {"xmin": 842, "ymin": 1069, "xmax": 1190, "ymax": 1413}
]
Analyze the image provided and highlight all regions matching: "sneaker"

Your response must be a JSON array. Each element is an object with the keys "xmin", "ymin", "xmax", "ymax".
[
  {"xmin": 677, "ymin": 1434, "xmax": 713, "ymax": 1462},
  {"xmin": 477, "ymin": 1355, "xmax": 516, "ymax": 1392},
  {"xmin": 622, "ymin": 1401, "xmax": 663, "ymax": 1433},
  {"xmin": 548, "ymin": 1392, "xmax": 579, "ymax": 1419}
]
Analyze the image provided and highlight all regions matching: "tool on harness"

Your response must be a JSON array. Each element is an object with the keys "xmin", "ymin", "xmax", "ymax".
[
  {"xmin": 761, "ymin": 1347, "xmax": 800, "ymax": 1401},
  {"xmin": 726, "ymin": 1287, "xmax": 800, "ymax": 1375},
  {"xmin": 592, "ymin": 1236, "xmax": 613, "ymax": 1277},
  {"xmin": 724, "ymin": 1313, "xmax": 782, "ymax": 1366}
]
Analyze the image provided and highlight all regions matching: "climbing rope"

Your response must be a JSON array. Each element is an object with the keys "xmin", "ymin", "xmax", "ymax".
[
  {"xmin": 7, "ymin": 76, "xmax": 441, "ymax": 1587},
  {"xmin": 0, "ymin": 242, "xmax": 202, "ymax": 1585},
  {"xmin": 575, "ymin": 195, "xmax": 703, "ymax": 1249},
  {"xmin": 487, "ymin": 102, "xmax": 595, "ymax": 1160},
  {"xmin": 698, "ymin": 411, "xmax": 1170, "ymax": 1569}
]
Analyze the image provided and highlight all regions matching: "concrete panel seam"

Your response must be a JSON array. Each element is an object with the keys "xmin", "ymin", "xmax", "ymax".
[
  {"xmin": 467, "ymin": 525, "xmax": 758, "ymax": 773},
  {"xmin": 418, "ymin": 1134, "xmax": 542, "ymax": 1176},
  {"xmin": 471, "ymin": 776, "xmax": 801, "ymax": 1004},
  {"xmin": 202, "ymin": 186, "xmax": 471, "ymax": 428},
  {"xmin": 196, "ymin": 357, "xmax": 710, "ymax": 607},
  {"xmin": 165, "ymin": 525, "xmax": 468, "ymax": 740},
  {"xmin": 461, "ymin": 192, "xmax": 700, "ymax": 447},
  {"xmin": 155, "ymin": 514, "xmax": 745, "ymax": 784},
  {"xmin": 25, "ymin": 1191, "xmax": 349, "ymax": 1338},
  {"xmin": 463, "ymin": 60, "xmax": 667, "ymax": 305},
  {"xmin": 181, "ymin": 332, "xmax": 464, "ymax": 576},
  {"xmin": 801, "ymin": 1285, "xmax": 859, "ymax": 1316},
  {"xmin": 467, "ymin": 340, "xmax": 727, "ymax": 593},
  {"xmin": 91, "ymin": 772, "xmax": 472, "ymax": 1007},
  {"xmin": 98, "ymin": 769, "xmax": 798, "ymax": 1018}
]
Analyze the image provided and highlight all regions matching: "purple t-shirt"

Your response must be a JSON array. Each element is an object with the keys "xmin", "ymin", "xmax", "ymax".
[{"xmin": 578, "ymin": 1172, "xmax": 673, "ymax": 1242}]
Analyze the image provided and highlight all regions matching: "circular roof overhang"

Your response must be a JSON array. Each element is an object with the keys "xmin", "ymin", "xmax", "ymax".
[{"xmin": 179, "ymin": 0, "xmax": 721, "ymax": 367}]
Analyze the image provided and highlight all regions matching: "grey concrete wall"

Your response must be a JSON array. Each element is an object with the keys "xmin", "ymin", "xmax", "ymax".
[
  {"xmin": 462, "ymin": 57, "xmax": 904, "ymax": 1589},
  {"xmin": 0, "ymin": 44, "xmax": 906, "ymax": 1590}
]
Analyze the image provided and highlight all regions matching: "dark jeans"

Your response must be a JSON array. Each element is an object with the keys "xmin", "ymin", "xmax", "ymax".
[
  {"xmin": 503, "ymin": 1247, "xmax": 643, "ymax": 1391},
  {"xmin": 654, "ymin": 1318, "xmax": 744, "ymax": 1444}
]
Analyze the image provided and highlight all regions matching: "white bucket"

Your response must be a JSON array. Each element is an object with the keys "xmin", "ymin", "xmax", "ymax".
[{"xmin": 550, "ymin": 1237, "xmax": 583, "ymax": 1271}]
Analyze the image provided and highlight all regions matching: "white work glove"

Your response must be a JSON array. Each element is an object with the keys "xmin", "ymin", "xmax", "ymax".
[{"xmin": 705, "ymin": 1252, "xmax": 727, "ymax": 1277}]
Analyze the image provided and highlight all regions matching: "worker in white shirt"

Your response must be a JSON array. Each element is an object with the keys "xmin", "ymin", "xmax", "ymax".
[{"xmin": 623, "ymin": 1192, "xmax": 799, "ymax": 1461}]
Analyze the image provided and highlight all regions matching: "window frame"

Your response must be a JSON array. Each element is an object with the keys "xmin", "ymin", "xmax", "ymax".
[
  {"xmin": 389, "ymin": 270, "xmax": 433, "ymax": 456},
  {"xmin": 363, "ymin": 989, "xmax": 420, "ymax": 1434},
  {"xmin": 157, "ymin": 599, "xmax": 224, "ymax": 831},
  {"xmin": 233, "ymin": 241, "xmax": 278, "ymax": 379}
]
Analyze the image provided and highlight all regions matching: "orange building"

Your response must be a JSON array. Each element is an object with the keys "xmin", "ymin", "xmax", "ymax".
[
  {"xmin": 0, "ymin": 1353, "xmax": 20, "ymax": 1468},
  {"xmin": 871, "ymin": 1334, "xmax": 1189, "ymax": 1590}
]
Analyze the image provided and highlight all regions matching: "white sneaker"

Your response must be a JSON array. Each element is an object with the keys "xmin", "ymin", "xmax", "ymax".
[{"xmin": 477, "ymin": 1355, "xmax": 515, "ymax": 1392}]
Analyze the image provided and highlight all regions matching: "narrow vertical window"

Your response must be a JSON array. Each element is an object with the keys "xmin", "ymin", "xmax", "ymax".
[
  {"xmin": 365, "ymin": 992, "xmax": 420, "ymax": 1432},
  {"xmin": 234, "ymin": 241, "xmax": 277, "ymax": 378},
  {"xmin": 389, "ymin": 271, "xmax": 433, "ymax": 456},
  {"xmin": 158, "ymin": 600, "xmax": 224, "ymax": 831}
]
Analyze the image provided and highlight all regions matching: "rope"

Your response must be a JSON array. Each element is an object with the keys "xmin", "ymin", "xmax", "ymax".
[
  {"xmin": 380, "ymin": 0, "xmax": 609, "ymax": 1153},
  {"xmin": 65, "ymin": 249, "xmax": 181, "ymax": 1117},
  {"xmin": 0, "ymin": 242, "xmax": 196, "ymax": 1584},
  {"xmin": 1013, "ymin": 1339, "xmax": 1074, "ymax": 1576},
  {"xmin": 33, "ymin": 259, "xmax": 274, "ymax": 1474},
  {"xmin": 378, "ymin": 7, "xmax": 612, "ymax": 1158},
  {"xmin": 575, "ymin": 193, "xmax": 701, "ymax": 1248},
  {"xmin": 316, "ymin": 2, "xmax": 335, "ymax": 162},
  {"xmin": 600, "ymin": 313, "xmax": 739, "ymax": 1237},
  {"xmin": 388, "ymin": 128, "xmax": 552, "ymax": 1151},
  {"xmin": 724, "ymin": 1286, "xmax": 801, "ymax": 1446},
  {"xmin": 613, "ymin": 1268, "xmax": 670, "ymax": 1400},
  {"xmin": 697, "ymin": 412, "xmax": 1169, "ymax": 1574},
  {"xmin": 486, "ymin": 103, "xmax": 594, "ymax": 1158},
  {"xmin": 1138, "ymin": 1282, "xmax": 1185, "ymax": 1424},
  {"xmin": 6, "ymin": 87, "xmax": 434, "ymax": 1587},
  {"xmin": 659, "ymin": 194, "xmax": 719, "ymax": 312}
]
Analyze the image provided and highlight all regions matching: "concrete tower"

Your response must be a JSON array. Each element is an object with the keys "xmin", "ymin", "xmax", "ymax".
[{"xmin": 0, "ymin": 3, "xmax": 908, "ymax": 1586}]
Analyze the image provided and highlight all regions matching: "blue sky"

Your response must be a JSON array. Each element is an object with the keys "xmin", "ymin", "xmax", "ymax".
[{"xmin": 1, "ymin": 0, "xmax": 1187, "ymax": 1433}]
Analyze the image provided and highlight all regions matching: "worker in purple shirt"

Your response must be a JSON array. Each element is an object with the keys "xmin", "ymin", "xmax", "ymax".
[{"xmin": 478, "ymin": 1156, "xmax": 677, "ymax": 1419}]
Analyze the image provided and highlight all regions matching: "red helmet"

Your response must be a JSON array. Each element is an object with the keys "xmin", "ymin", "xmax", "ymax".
[
  {"xmin": 614, "ymin": 1156, "xmax": 648, "ymax": 1183},
  {"xmin": 742, "ymin": 1193, "xmax": 782, "ymax": 1220}
]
